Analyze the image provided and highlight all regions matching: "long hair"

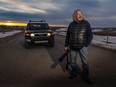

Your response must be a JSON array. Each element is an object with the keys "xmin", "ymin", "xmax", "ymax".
[{"xmin": 73, "ymin": 9, "xmax": 85, "ymax": 22}]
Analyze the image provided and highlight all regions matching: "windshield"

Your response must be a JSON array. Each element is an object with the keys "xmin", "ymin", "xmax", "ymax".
[{"xmin": 27, "ymin": 23, "xmax": 49, "ymax": 30}]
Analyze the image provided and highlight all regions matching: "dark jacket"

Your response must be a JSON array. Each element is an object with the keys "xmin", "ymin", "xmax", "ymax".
[{"xmin": 65, "ymin": 20, "xmax": 93, "ymax": 50}]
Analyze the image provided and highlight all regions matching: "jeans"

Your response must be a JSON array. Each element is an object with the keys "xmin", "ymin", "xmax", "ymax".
[{"xmin": 70, "ymin": 46, "xmax": 89, "ymax": 79}]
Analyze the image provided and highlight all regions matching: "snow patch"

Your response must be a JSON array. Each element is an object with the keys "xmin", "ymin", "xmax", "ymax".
[{"xmin": 0, "ymin": 30, "xmax": 21, "ymax": 38}]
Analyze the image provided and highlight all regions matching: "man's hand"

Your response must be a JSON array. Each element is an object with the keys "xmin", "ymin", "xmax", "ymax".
[{"xmin": 64, "ymin": 47, "xmax": 68, "ymax": 51}]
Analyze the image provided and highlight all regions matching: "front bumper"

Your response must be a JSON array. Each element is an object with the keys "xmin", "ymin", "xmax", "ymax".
[
  {"xmin": 25, "ymin": 35, "xmax": 53, "ymax": 43},
  {"xmin": 25, "ymin": 32, "xmax": 54, "ymax": 43}
]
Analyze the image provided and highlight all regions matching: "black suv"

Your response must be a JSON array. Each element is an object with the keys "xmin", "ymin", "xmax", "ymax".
[{"xmin": 24, "ymin": 20, "xmax": 54, "ymax": 48}]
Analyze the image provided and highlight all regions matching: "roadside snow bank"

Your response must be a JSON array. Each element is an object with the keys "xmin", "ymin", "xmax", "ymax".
[{"xmin": 0, "ymin": 30, "xmax": 22, "ymax": 38}]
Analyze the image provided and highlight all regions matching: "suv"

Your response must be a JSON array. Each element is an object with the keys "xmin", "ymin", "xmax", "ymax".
[{"xmin": 24, "ymin": 20, "xmax": 54, "ymax": 48}]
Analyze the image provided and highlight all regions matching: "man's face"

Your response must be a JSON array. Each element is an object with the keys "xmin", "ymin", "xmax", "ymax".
[{"xmin": 76, "ymin": 11, "xmax": 83, "ymax": 21}]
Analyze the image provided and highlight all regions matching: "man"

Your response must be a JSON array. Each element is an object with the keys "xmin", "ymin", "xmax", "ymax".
[{"xmin": 64, "ymin": 9, "xmax": 93, "ymax": 84}]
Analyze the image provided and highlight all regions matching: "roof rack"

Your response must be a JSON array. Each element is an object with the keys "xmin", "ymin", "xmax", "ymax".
[{"xmin": 29, "ymin": 20, "xmax": 46, "ymax": 23}]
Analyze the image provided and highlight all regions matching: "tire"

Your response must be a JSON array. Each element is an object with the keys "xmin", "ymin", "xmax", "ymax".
[
  {"xmin": 49, "ymin": 39, "xmax": 55, "ymax": 47},
  {"xmin": 25, "ymin": 41, "xmax": 31, "ymax": 49}
]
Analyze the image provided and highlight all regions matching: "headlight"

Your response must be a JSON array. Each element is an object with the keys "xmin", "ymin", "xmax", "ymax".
[
  {"xmin": 25, "ymin": 33, "xmax": 30, "ymax": 36},
  {"xmin": 47, "ymin": 33, "xmax": 51, "ymax": 36},
  {"xmin": 31, "ymin": 34, "xmax": 35, "ymax": 37},
  {"xmin": 25, "ymin": 33, "xmax": 35, "ymax": 37}
]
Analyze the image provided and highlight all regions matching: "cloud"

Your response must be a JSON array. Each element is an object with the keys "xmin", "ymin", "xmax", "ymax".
[
  {"xmin": 0, "ymin": 0, "xmax": 71, "ymax": 24},
  {"xmin": 0, "ymin": 0, "xmax": 116, "ymax": 26},
  {"xmin": 0, "ymin": 0, "xmax": 68, "ymax": 14},
  {"xmin": 0, "ymin": 0, "xmax": 47, "ymax": 14}
]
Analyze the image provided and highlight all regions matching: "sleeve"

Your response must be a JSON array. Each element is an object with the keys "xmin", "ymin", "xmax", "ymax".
[
  {"xmin": 85, "ymin": 22, "xmax": 93, "ymax": 47},
  {"xmin": 65, "ymin": 25, "xmax": 70, "ymax": 47}
]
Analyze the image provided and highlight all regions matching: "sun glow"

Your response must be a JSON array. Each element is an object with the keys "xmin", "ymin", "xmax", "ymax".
[
  {"xmin": 5, "ymin": 22, "xmax": 13, "ymax": 26},
  {"xmin": 0, "ymin": 21, "xmax": 27, "ymax": 26}
]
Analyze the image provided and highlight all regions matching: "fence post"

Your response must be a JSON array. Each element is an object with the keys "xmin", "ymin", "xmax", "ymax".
[{"xmin": 106, "ymin": 33, "xmax": 109, "ymax": 43}]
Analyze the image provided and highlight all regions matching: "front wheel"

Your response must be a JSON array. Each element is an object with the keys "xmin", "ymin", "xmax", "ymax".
[
  {"xmin": 49, "ymin": 39, "xmax": 55, "ymax": 47},
  {"xmin": 25, "ymin": 41, "xmax": 31, "ymax": 49}
]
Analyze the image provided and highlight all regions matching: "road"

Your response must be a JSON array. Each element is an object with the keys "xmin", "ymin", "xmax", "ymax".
[{"xmin": 0, "ymin": 33, "xmax": 116, "ymax": 87}]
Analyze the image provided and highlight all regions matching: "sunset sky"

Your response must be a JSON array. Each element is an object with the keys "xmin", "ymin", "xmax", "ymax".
[{"xmin": 0, "ymin": 0, "xmax": 116, "ymax": 27}]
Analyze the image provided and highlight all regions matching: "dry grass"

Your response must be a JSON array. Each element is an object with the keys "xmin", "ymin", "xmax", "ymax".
[{"xmin": 93, "ymin": 28, "xmax": 116, "ymax": 36}]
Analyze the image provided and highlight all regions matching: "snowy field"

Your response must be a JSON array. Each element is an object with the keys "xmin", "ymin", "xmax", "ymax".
[
  {"xmin": 56, "ymin": 28, "xmax": 116, "ymax": 50},
  {"xmin": 92, "ymin": 35, "xmax": 116, "ymax": 50}
]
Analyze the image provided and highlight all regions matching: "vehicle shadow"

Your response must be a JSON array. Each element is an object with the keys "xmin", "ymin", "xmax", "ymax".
[{"xmin": 46, "ymin": 46, "xmax": 68, "ymax": 72}]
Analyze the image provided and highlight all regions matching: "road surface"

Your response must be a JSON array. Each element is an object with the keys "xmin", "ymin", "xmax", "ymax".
[{"xmin": 0, "ymin": 33, "xmax": 116, "ymax": 87}]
